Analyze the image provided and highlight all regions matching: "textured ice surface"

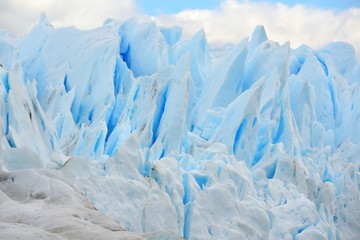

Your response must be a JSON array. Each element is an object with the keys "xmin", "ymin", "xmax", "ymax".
[{"xmin": 0, "ymin": 14, "xmax": 360, "ymax": 239}]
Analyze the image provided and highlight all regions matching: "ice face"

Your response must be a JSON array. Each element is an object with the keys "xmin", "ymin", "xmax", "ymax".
[{"xmin": 0, "ymin": 14, "xmax": 359, "ymax": 239}]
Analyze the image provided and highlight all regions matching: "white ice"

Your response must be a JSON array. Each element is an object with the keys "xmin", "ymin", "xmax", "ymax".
[{"xmin": 0, "ymin": 14, "xmax": 359, "ymax": 239}]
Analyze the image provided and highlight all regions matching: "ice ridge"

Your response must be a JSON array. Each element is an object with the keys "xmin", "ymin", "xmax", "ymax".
[{"xmin": 0, "ymin": 15, "xmax": 360, "ymax": 239}]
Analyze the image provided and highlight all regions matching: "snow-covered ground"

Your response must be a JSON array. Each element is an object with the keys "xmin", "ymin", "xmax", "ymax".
[{"xmin": 0, "ymin": 14, "xmax": 359, "ymax": 239}]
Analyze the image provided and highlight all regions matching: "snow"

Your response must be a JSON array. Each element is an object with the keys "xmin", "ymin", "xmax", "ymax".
[
  {"xmin": 0, "ymin": 167, "xmax": 180, "ymax": 240},
  {"xmin": 0, "ymin": 13, "xmax": 360, "ymax": 239}
]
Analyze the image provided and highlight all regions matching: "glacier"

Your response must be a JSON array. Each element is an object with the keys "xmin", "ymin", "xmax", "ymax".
[{"xmin": 0, "ymin": 13, "xmax": 360, "ymax": 239}]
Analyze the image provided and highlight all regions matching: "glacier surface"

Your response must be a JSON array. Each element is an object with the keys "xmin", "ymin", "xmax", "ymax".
[{"xmin": 0, "ymin": 14, "xmax": 360, "ymax": 239}]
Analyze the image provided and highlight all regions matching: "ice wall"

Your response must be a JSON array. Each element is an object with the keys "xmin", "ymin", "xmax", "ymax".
[{"xmin": 0, "ymin": 14, "xmax": 359, "ymax": 239}]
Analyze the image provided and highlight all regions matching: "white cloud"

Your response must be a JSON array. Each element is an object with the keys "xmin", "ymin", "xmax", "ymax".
[
  {"xmin": 1, "ymin": 0, "xmax": 359, "ymax": 58},
  {"xmin": 0, "ymin": 0, "xmax": 139, "ymax": 36},
  {"xmin": 155, "ymin": 0, "xmax": 360, "ymax": 58}
]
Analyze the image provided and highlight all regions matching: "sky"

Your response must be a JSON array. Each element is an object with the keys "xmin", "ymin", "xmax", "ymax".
[
  {"xmin": 1, "ymin": 0, "xmax": 360, "ymax": 57},
  {"xmin": 137, "ymin": 0, "xmax": 360, "ymax": 14}
]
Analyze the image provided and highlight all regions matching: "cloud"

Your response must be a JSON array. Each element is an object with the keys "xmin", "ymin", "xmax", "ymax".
[
  {"xmin": 0, "ymin": 0, "xmax": 139, "ymax": 36},
  {"xmin": 155, "ymin": 0, "xmax": 360, "ymax": 58},
  {"xmin": 1, "ymin": 0, "xmax": 359, "ymax": 58}
]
